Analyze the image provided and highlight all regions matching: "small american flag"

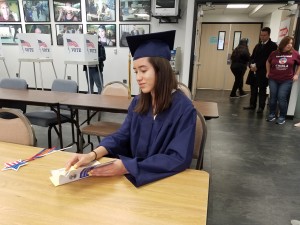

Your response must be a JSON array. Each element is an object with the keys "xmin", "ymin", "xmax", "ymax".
[
  {"xmin": 38, "ymin": 39, "xmax": 47, "ymax": 48},
  {"xmin": 26, "ymin": 147, "xmax": 57, "ymax": 161},
  {"xmin": 67, "ymin": 39, "xmax": 79, "ymax": 47},
  {"xmin": 20, "ymin": 39, "xmax": 31, "ymax": 47},
  {"xmin": 86, "ymin": 39, "xmax": 95, "ymax": 48}
]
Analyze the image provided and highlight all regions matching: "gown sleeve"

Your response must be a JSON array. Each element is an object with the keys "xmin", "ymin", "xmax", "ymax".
[{"xmin": 100, "ymin": 94, "xmax": 197, "ymax": 187}]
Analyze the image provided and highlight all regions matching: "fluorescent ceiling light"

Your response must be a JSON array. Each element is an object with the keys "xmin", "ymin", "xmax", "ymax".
[{"xmin": 227, "ymin": 4, "xmax": 250, "ymax": 8}]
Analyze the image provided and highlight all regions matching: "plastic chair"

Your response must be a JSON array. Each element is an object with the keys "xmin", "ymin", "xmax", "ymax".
[
  {"xmin": 0, "ymin": 108, "xmax": 36, "ymax": 146},
  {"xmin": 25, "ymin": 79, "xmax": 78, "ymax": 148},
  {"xmin": 0, "ymin": 78, "xmax": 28, "ymax": 118},
  {"xmin": 79, "ymin": 81, "xmax": 129, "ymax": 152},
  {"xmin": 178, "ymin": 82, "xmax": 192, "ymax": 100},
  {"xmin": 193, "ymin": 110, "xmax": 207, "ymax": 170}
]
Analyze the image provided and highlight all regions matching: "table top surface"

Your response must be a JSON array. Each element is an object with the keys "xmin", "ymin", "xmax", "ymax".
[
  {"xmin": 193, "ymin": 100, "xmax": 219, "ymax": 119},
  {"xmin": 0, "ymin": 87, "xmax": 218, "ymax": 118},
  {"xmin": 60, "ymin": 92, "xmax": 132, "ymax": 113},
  {"xmin": 0, "ymin": 142, "xmax": 209, "ymax": 225},
  {"xmin": 0, "ymin": 88, "xmax": 70, "ymax": 105}
]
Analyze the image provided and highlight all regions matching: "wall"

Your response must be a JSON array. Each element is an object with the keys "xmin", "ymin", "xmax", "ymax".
[
  {"xmin": 0, "ymin": 0, "xmax": 192, "ymax": 95},
  {"xmin": 203, "ymin": 13, "xmax": 263, "ymax": 23}
]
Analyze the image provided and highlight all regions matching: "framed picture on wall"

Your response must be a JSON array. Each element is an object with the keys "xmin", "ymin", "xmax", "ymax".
[
  {"xmin": 25, "ymin": 24, "xmax": 52, "ymax": 44},
  {"xmin": 119, "ymin": 0, "xmax": 151, "ymax": 22},
  {"xmin": 0, "ymin": 24, "xmax": 22, "ymax": 45},
  {"xmin": 86, "ymin": 0, "xmax": 116, "ymax": 22},
  {"xmin": 53, "ymin": 0, "xmax": 81, "ymax": 22},
  {"xmin": 87, "ymin": 24, "xmax": 116, "ymax": 47},
  {"xmin": 22, "ymin": 0, "xmax": 50, "ymax": 22},
  {"xmin": 119, "ymin": 24, "xmax": 150, "ymax": 47},
  {"xmin": 55, "ymin": 24, "xmax": 83, "ymax": 45},
  {"xmin": 0, "ymin": 0, "xmax": 21, "ymax": 22}
]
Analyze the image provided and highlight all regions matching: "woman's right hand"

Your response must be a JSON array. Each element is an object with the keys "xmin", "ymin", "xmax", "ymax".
[{"xmin": 65, "ymin": 152, "xmax": 95, "ymax": 171}]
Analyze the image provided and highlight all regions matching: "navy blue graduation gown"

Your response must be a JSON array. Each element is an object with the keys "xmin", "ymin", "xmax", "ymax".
[{"xmin": 100, "ymin": 90, "xmax": 197, "ymax": 187}]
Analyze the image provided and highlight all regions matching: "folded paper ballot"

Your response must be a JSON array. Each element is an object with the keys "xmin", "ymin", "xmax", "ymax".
[{"xmin": 50, "ymin": 160, "xmax": 115, "ymax": 186}]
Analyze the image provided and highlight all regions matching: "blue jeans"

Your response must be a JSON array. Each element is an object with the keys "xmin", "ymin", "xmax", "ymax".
[
  {"xmin": 268, "ymin": 78, "xmax": 293, "ymax": 118},
  {"xmin": 86, "ymin": 67, "xmax": 103, "ymax": 94}
]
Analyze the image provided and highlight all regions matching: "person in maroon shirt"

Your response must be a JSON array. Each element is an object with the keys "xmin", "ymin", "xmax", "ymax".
[{"xmin": 266, "ymin": 36, "xmax": 300, "ymax": 125}]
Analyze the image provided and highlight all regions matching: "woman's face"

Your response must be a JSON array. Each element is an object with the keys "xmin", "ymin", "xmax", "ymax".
[
  {"xmin": 283, "ymin": 39, "xmax": 293, "ymax": 52},
  {"xmin": 0, "ymin": 2, "xmax": 10, "ymax": 19},
  {"xmin": 133, "ymin": 57, "xmax": 156, "ymax": 94},
  {"xmin": 98, "ymin": 28, "xmax": 105, "ymax": 38}
]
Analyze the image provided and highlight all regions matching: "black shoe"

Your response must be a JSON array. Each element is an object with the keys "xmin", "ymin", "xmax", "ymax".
[
  {"xmin": 230, "ymin": 95, "xmax": 240, "ymax": 98},
  {"xmin": 239, "ymin": 92, "xmax": 248, "ymax": 98},
  {"xmin": 256, "ymin": 108, "xmax": 263, "ymax": 113},
  {"xmin": 243, "ymin": 106, "xmax": 255, "ymax": 110}
]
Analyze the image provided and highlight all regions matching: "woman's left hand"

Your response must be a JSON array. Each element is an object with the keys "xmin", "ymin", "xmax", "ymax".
[
  {"xmin": 89, "ymin": 159, "xmax": 128, "ymax": 177},
  {"xmin": 293, "ymin": 74, "xmax": 299, "ymax": 81}
]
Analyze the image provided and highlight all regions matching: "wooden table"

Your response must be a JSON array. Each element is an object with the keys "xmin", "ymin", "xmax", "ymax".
[
  {"xmin": 0, "ymin": 88, "xmax": 73, "ymax": 147},
  {"xmin": 0, "ymin": 142, "xmax": 209, "ymax": 225},
  {"xmin": 193, "ymin": 101, "xmax": 219, "ymax": 119},
  {"xmin": 60, "ymin": 92, "xmax": 132, "ymax": 113}
]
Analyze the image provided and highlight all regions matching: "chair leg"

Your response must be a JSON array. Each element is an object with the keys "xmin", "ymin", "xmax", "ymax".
[
  {"xmin": 79, "ymin": 133, "xmax": 84, "ymax": 153},
  {"xmin": 48, "ymin": 126, "xmax": 53, "ymax": 148},
  {"xmin": 79, "ymin": 133, "xmax": 94, "ymax": 153}
]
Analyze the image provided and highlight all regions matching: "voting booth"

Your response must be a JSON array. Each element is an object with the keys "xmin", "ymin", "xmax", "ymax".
[
  {"xmin": 17, "ymin": 33, "xmax": 57, "ymax": 89},
  {"xmin": 63, "ymin": 34, "xmax": 100, "ymax": 93},
  {"xmin": 0, "ymin": 39, "xmax": 10, "ymax": 77}
]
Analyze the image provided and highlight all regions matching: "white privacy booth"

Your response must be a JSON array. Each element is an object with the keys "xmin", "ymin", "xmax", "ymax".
[
  {"xmin": 17, "ymin": 33, "xmax": 57, "ymax": 89},
  {"xmin": 63, "ymin": 34, "xmax": 99, "ymax": 93}
]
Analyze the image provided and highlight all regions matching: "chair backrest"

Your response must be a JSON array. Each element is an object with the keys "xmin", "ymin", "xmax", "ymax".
[
  {"xmin": 0, "ymin": 108, "xmax": 36, "ymax": 146},
  {"xmin": 102, "ymin": 81, "xmax": 129, "ymax": 97},
  {"xmin": 51, "ymin": 79, "xmax": 78, "ymax": 93},
  {"xmin": 178, "ymin": 82, "xmax": 192, "ymax": 100},
  {"xmin": 51, "ymin": 79, "xmax": 78, "ymax": 110},
  {"xmin": 0, "ymin": 78, "xmax": 28, "ymax": 115},
  {"xmin": 193, "ymin": 110, "xmax": 207, "ymax": 170}
]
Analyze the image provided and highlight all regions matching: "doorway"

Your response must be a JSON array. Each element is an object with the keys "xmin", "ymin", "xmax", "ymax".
[{"xmin": 196, "ymin": 23, "xmax": 262, "ymax": 90}]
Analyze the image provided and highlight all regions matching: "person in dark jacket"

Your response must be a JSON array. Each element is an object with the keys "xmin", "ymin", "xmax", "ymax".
[
  {"xmin": 244, "ymin": 27, "xmax": 278, "ymax": 113},
  {"xmin": 83, "ymin": 40, "xmax": 106, "ymax": 94},
  {"xmin": 230, "ymin": 38, "xmax": 250, "ymax": 98}
]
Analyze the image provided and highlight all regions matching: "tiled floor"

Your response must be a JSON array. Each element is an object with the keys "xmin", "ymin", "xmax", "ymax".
[
  {"xmin": 29, "ymin": 89, "xmax": 300, "ymax": 225},
  {"xmin": 195, "ymin": 89, "xmax": 300, "ymax": 225}
]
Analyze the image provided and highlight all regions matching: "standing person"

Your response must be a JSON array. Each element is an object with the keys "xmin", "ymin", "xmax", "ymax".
[
  {"xmin": 230, "ymin": 38, "xmax": 250, "ymax": 98},
  {"xmin": 0, "ymin": 0, "xmax": 18, "ymax": 21},
  {"xmin": 266, "ymin": 36, "xmax": 300, "ymax": 125},
  {"xmin": 65, "ymin": 30, "xmax": 197, "ymax": 187},
  {"xmin": 244, "ymin": 27, "xmax": 278, "ymax": 113},
  {"xmin": 84, "ymin": 37, "xmax": 106, "ymax": 94}
]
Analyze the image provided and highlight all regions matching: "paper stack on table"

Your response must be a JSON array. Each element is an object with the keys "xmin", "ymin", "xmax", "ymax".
[{"xmin": 50, "ymin": 160, "xmax": 115, "ymax": 186}]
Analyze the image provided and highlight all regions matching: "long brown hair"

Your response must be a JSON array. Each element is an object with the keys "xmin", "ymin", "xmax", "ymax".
[
  {"xmin": 278, "ymin": 36, "xmax": 294, "ymax": 54},
  {"xmin": 134, "ymin": 57, "xmax": 178, "ymax": 115}
]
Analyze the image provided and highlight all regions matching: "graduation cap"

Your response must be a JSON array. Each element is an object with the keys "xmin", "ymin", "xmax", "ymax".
[{"xmin": 126, "ymin": 30, "xmax": 176, "ymax": 61}]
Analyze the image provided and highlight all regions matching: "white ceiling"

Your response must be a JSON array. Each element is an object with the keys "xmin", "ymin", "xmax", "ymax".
[{"xmin": 201, "ymin": 3, "xmax": 298, "ymax": 18}]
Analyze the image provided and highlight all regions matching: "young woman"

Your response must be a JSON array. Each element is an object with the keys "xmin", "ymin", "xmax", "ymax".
[
  {"xmin": 65, "ymin": 30, "xmax": 197, "ymax": 187},
  {"xmin": 266, "ymin": 36, "xmax": 300, "ymax": 125}
]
